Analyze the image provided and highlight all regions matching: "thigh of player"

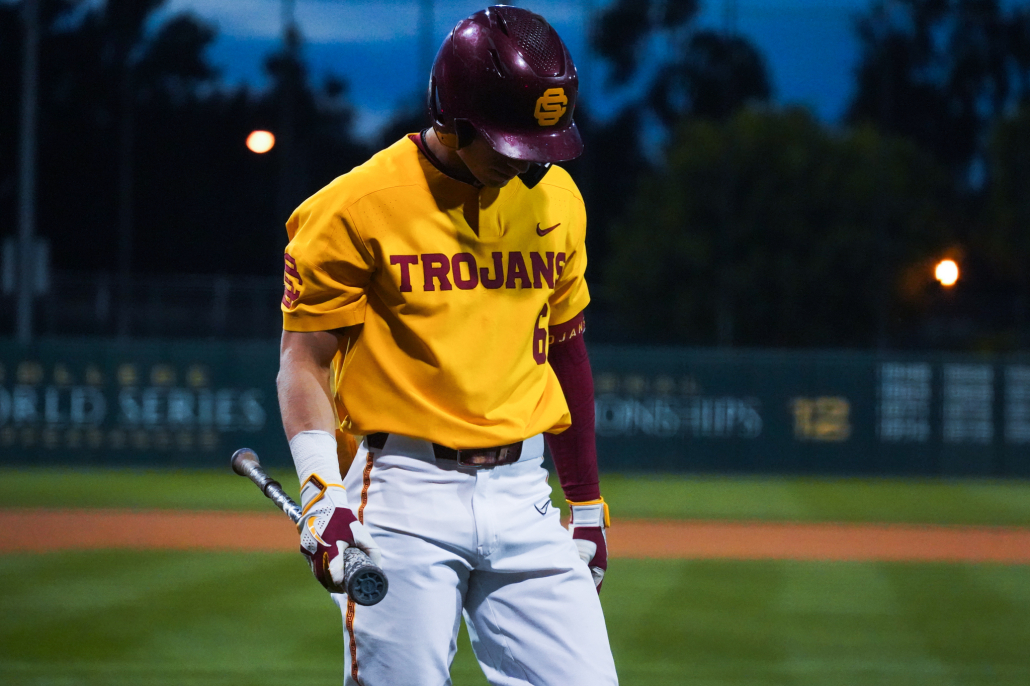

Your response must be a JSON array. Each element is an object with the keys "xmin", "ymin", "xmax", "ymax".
[
  {"xmin": 464, "ymin": 566, "xmax": 618, "ymax": 686},
  {"xmin": 334, "ymin": 526, "xmax": 471, "ymax": 686},
  {"xmin": 337, "ymin": 442, "xmax": 478, "ymax": 686},
  {"xmin": 465, "ymin": 460, "xmax": 619, "ymax": 686}
]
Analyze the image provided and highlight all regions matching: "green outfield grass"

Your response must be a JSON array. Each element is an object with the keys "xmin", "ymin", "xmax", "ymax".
[
  {"xmin": 1, "ymin": 551, "xmax": 1028, "ymax": 686},
  {"xmin": 3, "ymin": 468, "xmax": 1030, "ymax": 685},
  {"xmin": 3, "ymin": 467, "xmax": 1030, "ymax": 525}
]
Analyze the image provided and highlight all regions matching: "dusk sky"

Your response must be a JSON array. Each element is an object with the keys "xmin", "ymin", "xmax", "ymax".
[{"xmin": 154, "ymin": 0, "xmax": 869, "ymax": 136}]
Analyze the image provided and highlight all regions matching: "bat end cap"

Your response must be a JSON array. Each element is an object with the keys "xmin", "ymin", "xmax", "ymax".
[
  {"xmin": 231, "ymin": 448, "xmax": 260, "ymax": 475},
  {"xmin": 349, "ymin": 569, "xmax": 389, "ymax": 606}
]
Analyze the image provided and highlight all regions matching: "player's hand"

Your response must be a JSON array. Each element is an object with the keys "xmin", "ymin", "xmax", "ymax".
[
  {"xmin": 298, "ymin": 474, "xmax": 381, "ymax": 594},
  {"xmin": 568, "ymin": 499, "xmax": 610, "ymax": 593}
]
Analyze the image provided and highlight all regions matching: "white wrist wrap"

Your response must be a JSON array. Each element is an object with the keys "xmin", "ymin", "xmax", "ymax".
[
  {"xmin": 289, "ymin": 430, "xmax": 342, "ymax": 491},
  {"xmin": 570, "ymin": 503, "xmax": 605, "ymax": 528}
]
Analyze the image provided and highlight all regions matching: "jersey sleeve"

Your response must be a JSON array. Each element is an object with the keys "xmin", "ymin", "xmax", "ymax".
[
  {"xmin": 548, "ymin": 195, "xmax": 590, "ymax": 326},
  {"xmin": 281, "ymin": 192, "xmax": 375, "ymax": 332}
]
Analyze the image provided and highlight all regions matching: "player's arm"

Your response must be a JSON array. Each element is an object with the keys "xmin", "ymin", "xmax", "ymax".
[
  {"xmin": 545, "ymin": 312, "xmax": 609, "ymax": 592},
  {"xmin": 278, "ymin": 331, "xmax": 380, "ymax": 595},
  {"xmin": 278, "ymin": 187, "xmax": 378, "ymax": 594},
  {"xmin": 278, "ymin": 330, "xmax": 341, "ymax": 439}
]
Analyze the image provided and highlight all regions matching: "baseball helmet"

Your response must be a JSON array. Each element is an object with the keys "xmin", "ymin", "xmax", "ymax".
[{"xmin": 429, "ymin": 5, "xmax": 583, "ymax": 164}]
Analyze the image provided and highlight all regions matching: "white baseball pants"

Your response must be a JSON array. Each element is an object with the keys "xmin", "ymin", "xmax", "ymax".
[{"xmin": 333, "ymin": 433, "xmax": 618, "ymax": 686}]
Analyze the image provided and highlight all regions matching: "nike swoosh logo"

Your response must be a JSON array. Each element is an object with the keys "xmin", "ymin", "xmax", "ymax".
[
  {"xmin": 534, "ymin": 500, "xmax": 551, "ymax": 515},
  {"xmin": 536, "ymin": 222, "xmax": 560, "ymax": 237}
]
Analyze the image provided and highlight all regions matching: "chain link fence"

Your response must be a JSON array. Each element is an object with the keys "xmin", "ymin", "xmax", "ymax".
[{"xmin": 0, "ymin": 272, "xmax": 284, "ymax": 339}]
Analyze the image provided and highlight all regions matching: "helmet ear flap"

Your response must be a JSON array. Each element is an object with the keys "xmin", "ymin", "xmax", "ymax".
[
  {"xmin": 429, "ymin": 77, "xmax": 473, "ymax": 150},
  {"xmin": 454, "ymin": 119, "xmax": 476, "ymax": 149},
  {"xmin": 429, "ymin": 77, "xmax": 459, "ymax": 149},
  {"xmin": 429, "ymin": 76, "xmax": 445, "ymax": 128}
]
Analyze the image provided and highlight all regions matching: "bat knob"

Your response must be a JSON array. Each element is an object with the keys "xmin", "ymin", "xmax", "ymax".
[
  {"xmin": 231, "ymin": 448, "xmax": 259, "ymax": 476},
  {"xmin": 343, "ymin": 547, "xmax": 389, "ymax": 606}
]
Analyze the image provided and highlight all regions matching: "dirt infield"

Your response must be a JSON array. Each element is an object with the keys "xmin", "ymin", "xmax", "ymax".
[{"xmin": 2, "ymin": 508, "xmax": 1030, "ymax": 563}]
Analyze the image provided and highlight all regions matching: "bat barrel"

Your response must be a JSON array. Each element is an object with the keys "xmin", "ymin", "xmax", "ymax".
[
  {"xmin": 231, "ymin": 448, "xmax": 303, "ymax": 523},
  {"xmin": 267, "ymin": 487, "xmax": 303, "ymax": 524}
]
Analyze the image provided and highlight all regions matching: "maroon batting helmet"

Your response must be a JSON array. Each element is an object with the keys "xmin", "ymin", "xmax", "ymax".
[{"xmin": 429, "ymin": 5, "xmax": 583, "ymax": 163}]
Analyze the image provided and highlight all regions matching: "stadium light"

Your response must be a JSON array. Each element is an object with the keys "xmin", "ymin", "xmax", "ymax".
[
  {"xmin": 246, "ymin": 130, "xmax": 276, "ymax": 154},
  {"xmin": 935, "ymin": 259, "xmax": 959, "ymax": 287}
]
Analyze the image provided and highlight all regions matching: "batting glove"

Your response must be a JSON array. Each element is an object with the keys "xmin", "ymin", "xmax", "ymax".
[
  {"xmin": 568, "ymin": 498, "xmax": 610, "ymax": 592},
  {"xmin": 298, "ymin": 473, "xmax": 382, "ymax": 594}
]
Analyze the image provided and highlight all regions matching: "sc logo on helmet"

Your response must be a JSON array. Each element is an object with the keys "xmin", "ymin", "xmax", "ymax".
[{"xmin": 534, "ymin": 88, "xmax": 568, "ymax": 126}]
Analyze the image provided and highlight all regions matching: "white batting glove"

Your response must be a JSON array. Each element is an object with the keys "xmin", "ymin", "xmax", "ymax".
[
  {"xmin": 291, "ymin": 430, "xmax": 381, "ymax": 594},
  {"xmin": 298, "ymin": 475, "xmax": 381, "ymax": 593}
]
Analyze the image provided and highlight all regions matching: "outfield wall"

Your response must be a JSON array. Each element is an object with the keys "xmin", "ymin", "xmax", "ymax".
[
  {"xmin": 591, "ymin": 347, "xmax": 1029, "ymax": 477},
  {"xmin": 0, "ymin": 339, "xmax": 1027, "ymax": 476}
]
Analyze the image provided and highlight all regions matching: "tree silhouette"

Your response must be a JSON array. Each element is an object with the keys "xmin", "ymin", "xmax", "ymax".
[
  {"xmin": 849, "ymin": 0, "xmax": 1030, "ymax": 186},
  {"xmin": 0, "ymin": 0, "xmax": 369, "ymax": 277},
  {"xmin": 980, "ymin": 106, "xmax": 1030, "ymax": 346},
  {"xmin": 578, "ymin": 0, "xmax": 773, "ymax": 323},
  {"xmin": 591, "ymin": 0, "xmax": 770, "ymax": 128},
  {"xmin": 376, "ymin": 98, "xmax": 433, "ymax": 151},
  {"xmin": 603, "ymin": 108, "xmax": 953, "ymax": 347}
]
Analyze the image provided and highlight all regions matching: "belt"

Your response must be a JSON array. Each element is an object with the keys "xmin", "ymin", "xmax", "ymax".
[{"xmin": 365, "ymin": 432, "xmax": 523, "ymax": 468}]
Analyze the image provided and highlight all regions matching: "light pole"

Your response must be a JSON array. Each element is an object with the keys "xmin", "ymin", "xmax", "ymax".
[
  {"xmin": 282, "ymin": 0, "xmax": 296, "ymax": 35},
  {"xmin": 115, "ymin": 32, "xmax": 135, "ymax": 337},
  {"xmin": 17, "ymin": 0, "xmax": 40, "ymax": 344},
  {"xmin": 723, "ymin": 0, "xmax": 737, "ymax": 35},
  {"xmin": 419, "ymin": 0, "xmax": 434, "ymax": 95},
  {"xmin": 275, "ymin": 0, "xmax": 301, "ymax": 226}
]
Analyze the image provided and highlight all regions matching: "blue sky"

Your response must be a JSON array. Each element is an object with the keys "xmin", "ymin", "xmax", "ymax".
[{"xmin": 155, "ymin": 0, "xmax": 872, "ymax": 136}]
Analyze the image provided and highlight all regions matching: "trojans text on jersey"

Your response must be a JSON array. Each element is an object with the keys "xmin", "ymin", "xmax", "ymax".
[{"xmin": 389, "ymin": 251, "xmax": 568, "ymax": 293}]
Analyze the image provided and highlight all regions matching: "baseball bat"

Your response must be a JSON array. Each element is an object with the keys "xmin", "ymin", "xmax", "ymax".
[{"xmin": 230, "ymin": 447, "xmax": 389, "ymax": 606}]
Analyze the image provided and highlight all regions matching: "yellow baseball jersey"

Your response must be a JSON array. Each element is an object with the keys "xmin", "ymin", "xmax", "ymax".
[{"xmin": 281, "ymin": 135, "xmax": 590, "ymax": 449}]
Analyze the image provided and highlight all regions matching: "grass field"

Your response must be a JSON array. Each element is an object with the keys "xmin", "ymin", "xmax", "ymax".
[
  {"xmin": 3, "ymin": 468, "xmax": 1030, "ymax": 685},
  {"xmin": 4, "ymin": 467, "xmax": 1030, "ymax": 525}
]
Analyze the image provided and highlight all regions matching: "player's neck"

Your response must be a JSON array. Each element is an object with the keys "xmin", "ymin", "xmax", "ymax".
[{"xmin": 423, "ymin": 129, "xmax": 479, "ymax": 186}]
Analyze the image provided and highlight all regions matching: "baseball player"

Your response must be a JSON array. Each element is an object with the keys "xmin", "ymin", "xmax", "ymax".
[{"xmin": 277, "ymin": 6, "xmax": 617, "ymax": 685}]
